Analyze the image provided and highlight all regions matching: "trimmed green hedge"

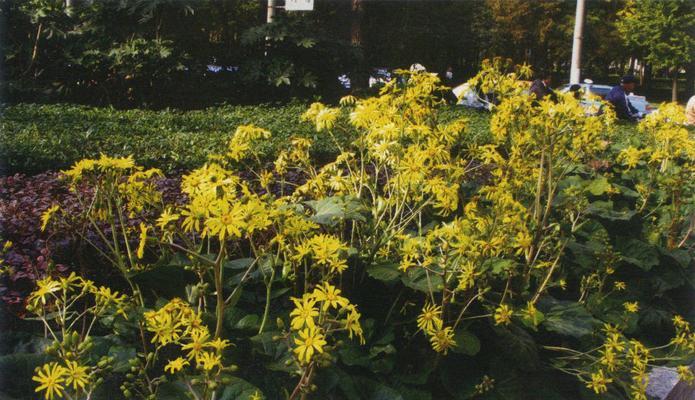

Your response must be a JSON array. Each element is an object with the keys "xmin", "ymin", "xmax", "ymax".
[{"xmin": 2, "ymin": 102, "xmax": 493, "ymax": 175}]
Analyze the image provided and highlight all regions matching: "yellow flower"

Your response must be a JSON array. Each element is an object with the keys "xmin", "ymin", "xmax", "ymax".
[
  {"xmin": 306, "ymin": 234, "xmax": 349, "ymax": 274},
  {"xmin": 613, "ymin": 281, "xmax": 626, "ymax": 291},
  {"xmin": 164, "ymin": 357, "xmax": 189, "ymax": 374},
  {"xmin": 289, "ymin": 295, "xmax": 319, "ymax": 330},
  {"xmin": 623, "ymin": 302, "xmax": 639, "ymax": 313},
  {"xmin": 29, "ymin": 277, "xmax": 61, "ymax": 308},
  {"xmin": 33, "ymin": 362, "xmax": 67, "ymax": 400},
  {"xmin": 618, "ymin": 146, "xmax": 644, "ymax": 169},
  {"xmin": 136, "ymin": 223, "xmax": 148, "ymax": 259},
  {"xmin": 205, "ymin": 201, "xmax": 246, "ymax": 240},
  {"xmin": 339, "ymin": 95, "xmax": 357, "ymax": 106},
  {"xmin": 63, "ymin": 360, "xmax": 89, "ymax": 392},
  {"xmin": 417, "ymin": 303, "xmax": 443, "ymax": 334},
  {"xmin": 249, "ymin": 390, "xmax": 264, "ymax": 400},
  {"xmin": 208, "ymin": 337, "xmax": 231, "ymax": 352},
  {"xmin": 181, "ymin": 328, "xmax": 211, "ymax": 361},
  {"xmin": 312, "ymin": 282, "xmax": 349, "ymax": 311},
  {"xmin": 145, "ymin": 310, "xmax": 181, "ymax": 345},
  {"xmin": 157, "ymin": 209, "xmax": 180, "ymax": 230},
  {"xmin": 96, "ymin": 154, "xmax": 135, "ymax": 170},
  {"xmin": 196, "ymin": 351, "xmax": 222, "ymax": 371},
  {"xmin": 344, "ymin": 304, "xmax": 365, "ymax": 344},
  {"xmin": 40, "ymin": 205, "xmax": 60, "ymax": 232},
  {"xmin": 587, "ymin": 369, "xmax": 612, "ymax": 394},
  {"xmin": 677, "ymin": 365, "xmax": 694, "ymax": 384},
  {"xmin": 522, "ymin": 302, "xmax": 541, "ymax": 326},
  {"xmin": 293, "ymin": 326, "xmax": 327, "ymax": 364},
  {"xmin": 429, "ymin": 326, "xmax": 456, "ymax": 354},
  {"xmin": 494, "ymin": 304, "xmax": 513, "ymax": 325}
]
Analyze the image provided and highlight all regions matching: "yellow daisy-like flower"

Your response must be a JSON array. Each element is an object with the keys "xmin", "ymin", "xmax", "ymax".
[
  {"xmin": 145, "ymin": 310, "xmax": 181, "ymax": 345},
  {"xmin": 494, "ymin": 304, "xmax": 513, "ymax": 326},
  {"xmin": 312, "ymin": 282, "xmax": 349, "ymax": 311},
  {"xmin": 29, "ymin": 277, "xmax": 61, "ymax": 308},
  {"xmin": 587, "ymin": 369, "xmax": 612, "ymax": 394},
  {"xmin": 613, "ymin": 281, "xmax": 626, "ymax": 291},
  {"xmin": 63, "ymin": 360, "xmax": 89, "ymax": 392},
  {"xmin": 677, "ymin": 365, "xmax": 694, "ymax": 384},
  {"xmin": 623, "ymin": 302, "xmax": 639, "ymax": 313},
  {"xmin": 181, "ymin": 328, "xmax": 211, "ymax": 361},
  {"xmin": 344, "ymin": 304, "xmax": 365, "ymax": 344},
  {"xmin": 136, "ymin": 222, "xmax": 148, "ymax": 259},
  {"xmin": 289, "ymin": 295, "xmax": 319, "ymax": 330},
  {"xmin": 205, "ymin": 201, "xmax": 246, "ymax": 240},
  {"xmin": 293, "ymin": 326, "xmax": 327, "ymax": 364},
  {"xmin": 156, "ymin": 209, "xmax": 180, "ymax": 230},
  {"xmin": 40, "ymin": 204, "xmax": 60, "ymax": 232},
  {"xmin": 33, "ymin": 362, "xmax": 67, "ymax": 400},
  {"xmin": 430, "ymin": 326, "xmax": 456, "ymax": 354},
  {"xmin": 196, "ymin": 351, "xmax": 222, "ymax": 371},
  {"xmin": 164, "ymin": 357, "xmax": 189, "ymax": 374},
  {"xmin": 417, "ymin": 303, "xmax": 443, "ymax": 334},
  {"xmin": 208, "ymin": 337, "xmax": 231, "ymax": 353}
]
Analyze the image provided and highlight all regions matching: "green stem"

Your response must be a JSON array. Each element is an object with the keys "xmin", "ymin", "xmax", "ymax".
[{"xmin": 258, "ymin": 267, "xmax": 275, "ymax": 334}]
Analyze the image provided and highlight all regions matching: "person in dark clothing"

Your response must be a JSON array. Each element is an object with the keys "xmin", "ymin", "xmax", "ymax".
[
  {"xmin": 529, "ymin": 71, "xmax": 556, "ymax": 101},
  {"xmin": 605, "ymin": 75, "xmax": 642, "ymax": 121}
]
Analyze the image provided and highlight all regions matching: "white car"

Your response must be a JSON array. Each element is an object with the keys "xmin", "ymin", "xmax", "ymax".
[
  {"xmin": 558, "ymin": 82, "xmax": 655, "ymax": 115},
  {"xmin": 452, "ymin": 82, "xmax": 493, "ymax": 110}
]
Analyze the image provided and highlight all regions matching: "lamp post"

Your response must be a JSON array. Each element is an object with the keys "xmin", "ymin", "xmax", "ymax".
[{"xmin": 570, "ymin": 0, "xmax": 586, "ymax": 84}]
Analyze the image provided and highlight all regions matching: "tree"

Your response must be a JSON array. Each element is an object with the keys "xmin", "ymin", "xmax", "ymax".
[{"xmin": 617, "ymin": 0, "xmax": 695, "ymax": 101}]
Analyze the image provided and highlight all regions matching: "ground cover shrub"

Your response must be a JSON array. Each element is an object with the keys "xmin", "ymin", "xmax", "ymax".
[
  {"xmin": 2, "ymin": 63, "xmax": 694, "ymax": 400},
  {"xmin": 0, "ymin": 102, "xmax": 491, "ymax": 176}
]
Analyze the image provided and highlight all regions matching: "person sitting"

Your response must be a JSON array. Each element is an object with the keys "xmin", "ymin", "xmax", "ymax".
[
  {"xmin": 529, "ymin": 71, "xmax": 556, "ymax": 101},
  {"xmin": 686, "ymin": 95, "xmax": 695, "ymax": 126},
  {"xmin": 606, "ymin": 75, "xmax": 642, "ymax": 121}
]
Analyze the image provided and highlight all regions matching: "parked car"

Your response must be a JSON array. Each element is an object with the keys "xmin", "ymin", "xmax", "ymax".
[
  {"xmin": 368, "ymin": 68, "xmax": 393, "ymax": 88},
  {"xmin": 558, "ymin": 81, "xmax": 656, "ymax": 116},
  {"xmin": 453, "ymin": 80, "xmax": 531, "ymax": 111}
]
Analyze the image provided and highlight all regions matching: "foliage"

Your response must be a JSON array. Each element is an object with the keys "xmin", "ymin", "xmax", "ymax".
[
  {"xmin": 0, "ymin": 102, "xmax": 490, "ymax": 176},
  {"xmin": 617, "ymin": 0, "xmax": 695, "ymax": 100},
  {"xmin": 2, "ymin": 63, "xmax": 694, "ymax": 400},
  {"xmin": 5, "ymin": 0, "xmax": 689, "ymax": 107}
]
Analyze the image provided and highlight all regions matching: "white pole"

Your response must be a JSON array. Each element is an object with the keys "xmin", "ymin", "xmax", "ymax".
[
  {"xmin": 265, "ymin": 0, "xmax": 276, "ymax": 56},
  {"xmin": 570, "ymin": 0, "xmax": 586, "ymax": 84},
  {"xmin": 267, "ymin": 0, "xmax": 276, "ymax": 24}
]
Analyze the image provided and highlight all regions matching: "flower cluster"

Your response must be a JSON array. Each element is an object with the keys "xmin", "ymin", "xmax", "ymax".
[{"xmin": 27, "ymin": 273, "xmax": 128, "ymax": 400}]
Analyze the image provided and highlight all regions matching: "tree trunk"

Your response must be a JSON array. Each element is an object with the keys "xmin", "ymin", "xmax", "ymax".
[
  {"xmin": 671, "ymin": 72, "xmax": 678, "ymax": 102},
  {"xmin": 350, "ymin": 0, "xmax": 363, "ymax": 46}
]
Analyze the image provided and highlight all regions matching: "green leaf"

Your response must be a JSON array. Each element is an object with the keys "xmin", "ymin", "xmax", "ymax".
[
  {"xmin": 366, "ymin": 263, "xmax": 401, "ymax": 283},
  {"xmin": 585, "ymin": 176, "xmax": 612, "ymax": 196},
  {"xmin": 218, "ymin": 377, "xmax": 263, "ymax": 400},
  {"xmin": 586, "ymin": 200, "xmax": 636, "ymax": 221},
  {"xmin": 305, "ymin": 195, "xmax": 365, "ymax": 226},
  {"xmin": 235, "ymin": 314, "xmax": 260, "ymax": 330},
  {"xmin": 107, "ymin": 345, "xmax": 136, "ymax": 373},
  {"xmin": 482, "ymin": 258, "xmax": 515, "ymax": 276},
  {"xmin": 616, "ymin": 239, "xmax": 659, "ymax": 271},
  {"xmin": 401, "ymin": 268, "xmax": 444, "ymax": 293},
  {"xmin": 224, "ymin": 258, "xmax": 255, "ymax": 270},
  {"xmin": 296, "ymin": 38, "xmax": 316, "ymax": 48},
  {"xmin": 542, "ymin": 301, "xmax": 596, "ymax": 338},
  {"xmin": 493, "ymin": 324, "xmax": 540, "ymax": 369},
  {"xmin": 451, "ymin": 329, "xmax": 481, "ymax": 356}
]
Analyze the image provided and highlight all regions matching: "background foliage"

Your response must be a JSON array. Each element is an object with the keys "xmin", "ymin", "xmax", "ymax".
[{"xmin": 2, "ymin": 0, "xmax": 693, "ymax": 107}]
